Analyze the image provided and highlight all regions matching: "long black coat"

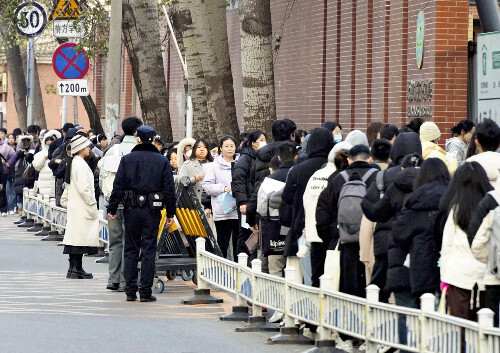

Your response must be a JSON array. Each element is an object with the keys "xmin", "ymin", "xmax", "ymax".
[
  {"xmin": 232, "ymin": 147, "xmax": 257, "ymax": 206},
  {"xmin": 107, "ymin": 143, "xmax": 176, "ymax": 217},
  {"xmin": 361, "ymin": 132, "xmax": 422, "ymax": 256},
  {"xmin": 392, "ymin": 181, "xmax": 447, "ymax": 296},
  {"xmin": 365, "ymin": 167, "xmax": 419, "ymax": 292},
  {"xmin": 282, "ymin": 128, "xmax": 334, "ymax": 256}
]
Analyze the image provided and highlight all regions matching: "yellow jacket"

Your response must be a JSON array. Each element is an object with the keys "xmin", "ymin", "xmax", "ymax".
[{"xmin": 421, "ymin": 141, "xmax": 458, "ymax": 176}]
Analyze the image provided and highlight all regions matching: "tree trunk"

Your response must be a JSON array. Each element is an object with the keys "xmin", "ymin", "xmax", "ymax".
[
  {"xmin": 171, "ymin": 0, "xmax": 216, "ymax": 141},
  {"xmin": 80, "ymin": 95, "xmax": 104, "ymax": 135},
  {"xmin": 189, "ymin": 0, "xmax": 240, "ymax": 140},
  {"xmin": 32, "ymin": 58, "xmax": 47, "ymax": 129},
  {"xmin": 122, "ymin": 0, "xmax": 173, "ymax": 141},
  {"xmin": 207, "ymin": 0, "xmax": 240, "ymax": 138},
  {"xmin": 239, "ymin": 0, "xmax": 276, "ymax": 135},
  {"xmin": 1, "ymin": 37, "xmax": 28, "ymax": 131}
]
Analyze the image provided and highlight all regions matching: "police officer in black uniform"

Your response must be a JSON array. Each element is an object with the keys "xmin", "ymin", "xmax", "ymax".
[{"xmin": 107, "ymin": 126, "xmax": 176, "ymax": 302}]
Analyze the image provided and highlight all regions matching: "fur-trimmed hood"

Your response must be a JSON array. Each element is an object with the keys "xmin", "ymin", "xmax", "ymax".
[{"xmin": 176, "ymin": 137, "xmax": 196, "ymax": 171}]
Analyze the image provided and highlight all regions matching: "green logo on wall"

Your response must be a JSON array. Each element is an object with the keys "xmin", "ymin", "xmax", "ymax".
[{"xmin": 416, "ymin": 11, "xmax": 424, "ymax": 69}]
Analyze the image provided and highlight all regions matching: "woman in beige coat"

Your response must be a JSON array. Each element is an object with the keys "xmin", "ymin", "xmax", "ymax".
[
  {"xmin": 62, "ymin": 135, "xmax": 100, "ymax": 279},
  {"xmin": 178, "ymin": 138, "xmax": 213, "ymax": 202}
]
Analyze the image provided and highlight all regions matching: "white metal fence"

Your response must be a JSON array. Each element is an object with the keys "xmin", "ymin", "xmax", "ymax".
[
  {"xmin": 21, "ymin": 189, "xmax": 500, "ymax": 352},
  {"xmin": 194, "ymin": 237, "xmax": 500, "ymax": 353}
]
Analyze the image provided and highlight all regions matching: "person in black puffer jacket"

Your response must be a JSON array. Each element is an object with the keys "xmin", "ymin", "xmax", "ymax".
[
  {"xmin": 361, "ymin": 132, "xmax": 422, "ymax": 302},
  {"xmin": 251, "ymin": 119, "xmax": 296, "ymax": 185},
  {"xmin": 232, "ymin": 130, "xmax": 266, "ymax": 255},
  {"xmin": 282, "ymin": 127, "xmax": 334, "ymax": 279},
  {"xmin": 14, "ymin": 136, "xmax": 35, "ymax": 213},
  {"xmin": 393, "ymin": 158, "xmax": 450, "ymax": 298}
]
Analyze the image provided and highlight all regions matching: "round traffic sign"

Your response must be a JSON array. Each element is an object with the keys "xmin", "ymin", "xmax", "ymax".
[
  {"xmin": 15, "ymin": 2, "xmax": 47, "ymax": 37},
  {"xmin": 52, "ymin": 43, "xmax": 89, "ymax": 80}
]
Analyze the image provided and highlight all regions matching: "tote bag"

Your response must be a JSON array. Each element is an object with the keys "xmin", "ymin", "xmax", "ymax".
[
  {"xmin": 324, "ymin": 241, "xmax": 341, "ymax": 291},
  {"xmin": 217, "ymin": 192, "xmax": 237, "ymax": 214}
]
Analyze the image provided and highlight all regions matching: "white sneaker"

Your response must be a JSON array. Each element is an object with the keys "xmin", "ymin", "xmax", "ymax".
[
  {"xmin": 268, "ymin": 311, "xmax": 284, "ymax": 323},
  {"xmin": 358, "ymin": 341, "xmax": 366, "ymax": 351},
  {"xmin": 1, "ymin": 213, "xmax": 6, "ymax": 217},
  {"xmin": 377, "ymin": 345, "xmax": 397, "ymax": 353},
  {"xmin": 8, "ymin": 211, "xmax": 16, "ymax": 215},
  {"xmin": 302, "ymin": 328, "xmax": 316, "ymax": 341},
  {"xmin": 335, "ymin": 338, "xmax": 353, "ymax": 351}
]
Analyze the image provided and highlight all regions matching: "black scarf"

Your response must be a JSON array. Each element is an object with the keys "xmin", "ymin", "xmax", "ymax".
[{"xmin": 64, "ymin": 156, "xmax": 74, "ymax": 185}]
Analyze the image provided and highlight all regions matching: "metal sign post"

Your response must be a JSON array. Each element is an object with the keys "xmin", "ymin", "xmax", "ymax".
[{"xmin": 15, "ymin": 1, "xmax": 47, "ymax": 127}]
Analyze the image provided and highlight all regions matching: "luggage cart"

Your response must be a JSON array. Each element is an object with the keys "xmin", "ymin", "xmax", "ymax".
[{"xmin": 153, "ymin": 177, "xmax": 222, "ymax": 293}]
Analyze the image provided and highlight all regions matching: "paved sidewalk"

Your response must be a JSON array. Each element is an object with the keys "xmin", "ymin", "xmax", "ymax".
[{"xmin": 0, "ymin": 215, "xmax": 308, "ymax": 353}]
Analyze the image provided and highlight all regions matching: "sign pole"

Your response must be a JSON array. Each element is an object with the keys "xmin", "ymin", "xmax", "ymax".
[
  {"xmin": 27, "ymin": 37, "xmax": 35, "ymax": 127},
  {"xmin": 73, "ymin": 96, "xmax": 78, "ymax": 125},
  {"xmin": 62, "ymin": 96, "xmax": 68, "ymax": 125}
]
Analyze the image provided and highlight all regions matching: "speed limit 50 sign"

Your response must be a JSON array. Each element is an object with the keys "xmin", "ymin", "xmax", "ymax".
[{"xmin": 15, "ymin": 2, "xmax": 47, "ymax": 37}]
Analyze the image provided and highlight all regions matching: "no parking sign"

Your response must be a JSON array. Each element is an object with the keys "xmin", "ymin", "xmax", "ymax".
[{"xmin": 52, "ymin": 43, "xmax": 89, "ymax": 80}]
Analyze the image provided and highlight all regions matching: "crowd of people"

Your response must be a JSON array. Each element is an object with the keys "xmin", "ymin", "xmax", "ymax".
[{"xmin": 4, "ymin": 115, "xmax": 500, "ymax": 350}]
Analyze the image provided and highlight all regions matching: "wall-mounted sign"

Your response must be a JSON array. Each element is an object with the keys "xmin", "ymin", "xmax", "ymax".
[
  {"xmin": 407, "ymin": 80, "xmax": 433, "ymax": 118},
  {"xmin": 416, "ymin": 11, "xmax": 424, "ymax": 69},
  {"xmin": 477, "ymin": 31, "xmax": 500, "ymax": 124}
]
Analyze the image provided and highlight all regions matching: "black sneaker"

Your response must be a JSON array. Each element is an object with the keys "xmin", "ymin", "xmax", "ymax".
[
  {"xmin": 106, "ymin": 283, "xmax": 119, "ymax": 290},
  {"xmin": 126, "ymin": 295, "xmax": 137, "ymax": 302},
  {"xmin": 140, "ymin": 295, "xmax": 157, "ymax": 302}
]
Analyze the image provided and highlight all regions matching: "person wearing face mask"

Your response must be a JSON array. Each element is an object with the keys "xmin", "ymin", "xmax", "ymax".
[
  {"xmin": 232, "ymin": 130, "xmax": 266, "ymax": 255},
  {"xmin": 179, "ymin": 139, "xmax": 214, "ymax": 202},
  {"xmin": 323, "ymin": 121, "xmax": 343, "ymax": 144},
  {"xmin": 32, "ymin": 131, "xmax": 61, "ymax": 198},
  {"xmin": 209, "ymin": 143, "xmax": 220, "ymax": 159},
  {"xmin": 176, "ymin": 138, "xmax": 196, "ymax": 173},
  {"xmin": 27, "ymin": 125, "xmax": 42, "ymax": 154},
  {"xmin": 203, "ymin": 135, "xmax": 240, "ymax": 260}
]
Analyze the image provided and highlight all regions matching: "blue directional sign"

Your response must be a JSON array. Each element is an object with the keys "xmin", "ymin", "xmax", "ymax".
[{"xmin": 52, "ymin": 43, "xmax": 89, "ymax": 80}]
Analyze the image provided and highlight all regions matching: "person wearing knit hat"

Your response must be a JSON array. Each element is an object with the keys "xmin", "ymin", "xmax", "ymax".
[
  {"xmin": 420, "ymin": 121, "xmax": 458, "ymax": 176},
  {"xmin": 345, "ymin": 130, "xmax": 369, "ymax": 147},
  {"xmin": 62, "ymin": 134, "xmax": 99, "ymax": 280}
]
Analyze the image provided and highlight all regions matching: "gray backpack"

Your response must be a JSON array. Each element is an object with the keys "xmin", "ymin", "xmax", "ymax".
[
  {"xmin": 337, "ymin": 169, "xmax": 378, "ymax": 243},
  {"xmin": 487, "ymin": 191, "xmax": 500, "ymax": 279}
]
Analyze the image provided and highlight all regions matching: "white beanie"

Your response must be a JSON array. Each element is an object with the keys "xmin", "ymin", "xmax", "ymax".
[
  {"xmin": 328, "ymin": 141, "xmax": 353, "ymax": 163},
  {"xmin": 419, "ymin": 121, "xmax": 441, "ymax": 142},
  {"xmin": 70, "ymin": 135, "xmax": 92, "ymax": 155},
  {"xmin": 345, "ymin": 130, "xmax": 369, "ymax": 147}
]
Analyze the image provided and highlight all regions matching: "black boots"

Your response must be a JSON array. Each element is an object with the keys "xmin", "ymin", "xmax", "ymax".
[{"xmin": 67, "ymin": 255, "xmax": 93, "ymax": 279}]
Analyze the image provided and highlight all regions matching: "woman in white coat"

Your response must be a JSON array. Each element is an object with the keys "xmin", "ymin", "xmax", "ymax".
[
  {"xmin": 62, "ymin": 135, "xmax": 100, "ymax": 279},
  {"xmin": 441, "ymin": 162, "xmax": 491, "ymax": 320}
]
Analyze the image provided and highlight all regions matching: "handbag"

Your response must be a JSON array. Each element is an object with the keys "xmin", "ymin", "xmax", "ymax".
[
  {"xmin": 217, "ymin": 192, "xmax": 237, "ymax": 214},
  {"xmin": 323, "ymin": 241, "xmax": 341, "ymax": 291},
  {"xmin": 245, "ymin": 230, "xmax": 259, "ymax": 254}
]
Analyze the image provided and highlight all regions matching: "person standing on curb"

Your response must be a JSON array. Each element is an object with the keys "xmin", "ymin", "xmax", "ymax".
[
  {"xmin": 107, "ymin": 126, "xmax": 176, "ymax": 302},
  {"xmin": 63, "ymin": 135, "xmax": 99, "ymax": 279},
  {"xmin": 99, "ymin": 117, "xmax": 142, "ymax": 292}
]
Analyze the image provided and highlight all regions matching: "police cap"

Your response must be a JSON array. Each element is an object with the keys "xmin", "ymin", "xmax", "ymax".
[{"xmin": 136, "ymin": 125, "xmax": 156, "ymax": 143}]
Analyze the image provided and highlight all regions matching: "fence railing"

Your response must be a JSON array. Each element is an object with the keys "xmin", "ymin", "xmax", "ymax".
[
  {"xmin": 22, "ymin": 188, "xmax": 109, "ymax": 247},
  {"xmin": 194, "ymin": 237, "xmax": 500, "ymax": 353}
]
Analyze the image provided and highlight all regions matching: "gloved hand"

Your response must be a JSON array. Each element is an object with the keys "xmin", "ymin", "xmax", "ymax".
[{"xmin": 440, "ymin": 281, "xmax": 449, "ymax": 294}]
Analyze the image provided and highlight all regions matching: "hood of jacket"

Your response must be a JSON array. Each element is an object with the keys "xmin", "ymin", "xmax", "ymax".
[
  {"xmin": 466, "ymin": 151, "xmax": 500, "ymax": 187},
  {"xmin": 239, "ymin": 146, "xmax": 257, "ymax": 160},
  {"xmin": 328, "ymin": 141, "xmax": 352, "ymax": 162},
  {"xmin": 406, "ymin": 181, "xmax": 446, "ymax": 211},
  {"xmin": 256, "ymin": 141, "xmax": 281, "ymax": 163},
  {"xmin": 394, "ymin": 167, "xmax": 419, "ymax": 193},
  {"xmin": 16, "ymin": 135, "xmax": 33, "ymax": 151},
  {"xmin": 177, "ymin": 137, "xmax": 196, "ymax": 170},
  {"xmin": 299, "ymin": 134, "xmax": 311, "ymax": 156},
  {"xmin": 390, "ymin": 132, "xmax": 422, "ymax": 166},
  {"xmin": 306, "ymin": 127, "xmax": 335, "ymax": 159}
]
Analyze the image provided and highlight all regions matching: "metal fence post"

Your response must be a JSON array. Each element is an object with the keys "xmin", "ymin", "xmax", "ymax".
[
  {"xmin": 251, "ymin": 259, "xmax": 263, "ymax": 317},
  {"xmin": 182, "ymin": 237, "xmax": 223, "ymax": 305},
  {"xmin": 478, "ymin": 308, "xmax": 494, "ymax": 353},
  {"xmin": 316, "ymin": 274, "xmax": 336, "ymax": 347},
  {"xmin": 220, "ymin": 253, "xmax": 250, "ymax": 321},
  {"xmin": 420, "ymin": 293, "xmax": 436, "ymax": 352},
  {"xmin": 283, "ymin": 266, "xmax": 297, "ymax": 328},
  {"xmin": 365, "ymin": 284, "xmax": 380, "ymax": 353}
]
